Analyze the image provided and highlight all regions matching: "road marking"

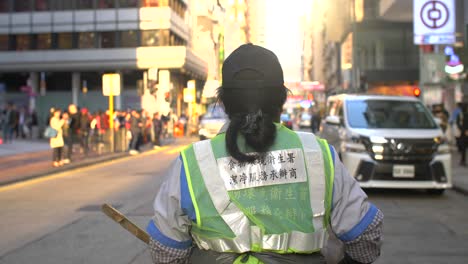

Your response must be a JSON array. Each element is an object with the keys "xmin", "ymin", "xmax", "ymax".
[
  {"xmin": 0, "ymin": 146, "xmax": 171, "ymax": 192},
  {"xmin": 165, "ymin": 144, "xmax": 190, "ymax": 154}
]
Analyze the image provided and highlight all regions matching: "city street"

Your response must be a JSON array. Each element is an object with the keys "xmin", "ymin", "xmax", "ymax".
[{"xmin": 0, "ymin": 138, "xmax": 467, "ymax": 264}]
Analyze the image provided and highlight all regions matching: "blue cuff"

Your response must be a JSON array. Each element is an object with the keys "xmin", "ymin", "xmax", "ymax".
[
  {"xmin": 328, "ymin": 144, "xmax": 335, "ymax": 164},
  {"xmin": 179, "ymin": 156, "xmax": 197, "ymax": 222},
  {"xmin": 328, "ymin": 144, "xmax": 335, "ymax": 211},
  {"xmin": 146, "ymin": 220, "xmax": 192, "ymax": 249},
  {"xmin": 338, "ymin": 203, "xmax": 378, "ymax": 242}
]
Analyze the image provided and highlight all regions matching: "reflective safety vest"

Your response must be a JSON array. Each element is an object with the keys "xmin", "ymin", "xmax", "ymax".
[{"xmin": 180, "ymin": 125, "xmax": 334, "ymax": 256}]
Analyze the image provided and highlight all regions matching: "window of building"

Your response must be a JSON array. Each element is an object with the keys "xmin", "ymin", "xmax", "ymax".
[
  {"xmin": 0, "ymin": 0, "xmax": 10, "ymax": 12},
  {"xmin": 57, "ymin": 33, "xmax": 73, "ymax": 49},
  {"xmin": 141, "ymin": 0, "xmax": 160, "ymax": 7},
  {"xmin": 35, "ymin": 33, "xmax": 52, "ymax": 49},
  {"xmin": 14, "ymin": 1, "xmax": 32, "ymax": 12},
  {"xmin": 141, "ymin": 30, "xmax": 159, "ymax": 46},
  {"xmin": 119, "ymin": 0, "xmax": 138, "ymax": 8},
  {"xmin": 81, "ymin": 72, "xmax": 101, "ymax": 91},
  {"xmin": 99, "ymin": 31, "xmax": 116, "ymax": 48},
  {"xmin": 76, "ymin": 0, "xmax": 94, "ymax": 9},
  {"xmin": 159, "ymin": 29, "xmax": 169, "ymax": 45},
  {"xmin": 120, "ymin": 30, "xmax": 138, "ymax": 47},
  {"xmin": 0, "ymin": 35, "xmax": 8, "ymax": 50},
  {"xmin": 47, "ymin": 72, "xmax": 72, "ymax": 91},
  {"xmin": 98, "ymin": 0, "xmax": 115, "ymax": 8},
  {"xmin": 78, "ymin": 32, "xmax": 95, "ymax": 48},
  {"xmin": 35, "ymin": 0, "xmax": 50, "ymax": 11},
  {"xmin": 16, "ymin": 35, "xmax": 31, "ymax": 50},
  {"xmin": 167, "ymin": 0, "xmax": 185, "ymax": 19},
  {"xmin": 51, "ymin": 0, "xmax": 74, "ymax": 10}
]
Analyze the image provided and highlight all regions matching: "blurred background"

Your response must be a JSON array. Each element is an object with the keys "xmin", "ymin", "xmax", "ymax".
[
  {"xmin": 1, "ymin": 1, "xmax": 468, "ymax": 264},
  {"xmin": 0, "ymin": 0, "xmax": 467, "ymax": 135}
]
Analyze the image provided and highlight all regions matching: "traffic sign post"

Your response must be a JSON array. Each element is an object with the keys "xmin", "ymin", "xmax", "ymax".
[{"xmin": 102, "ymin": 73, "xmax": 121, "ymax": 153}]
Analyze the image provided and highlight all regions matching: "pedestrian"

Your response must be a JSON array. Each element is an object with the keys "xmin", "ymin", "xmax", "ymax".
[
  {"xmin": 179, "ymin": 112, "xmax": 188, "ymax": 136},
  {"xmin": 450, "ymin": 102, "xmax": 463, "ymax": 152},
  {"xmin": 49, "ymin": 108, "xmax": 65, "ymax": 167},
  {"xmin": 64, "ymin": 104, "xmax": 80, "ymax": 164},
  {"xmin": 146, "ymin": 44, "xmax": 383, "ymax": 264},
  {"xmin": 432, "ymin": 104, "xmax": 449, "ymax": 133},
  {"xmin": 152, "ymin": 112, "xmax": 163, "ymax": 148},
  {"xmin": 18, "ymin": 106, "xmax": 28, "ymax": 138},
  {"xmin": 9, "ymin": 103, "xmax": 19, "ymax": 139},
  {"xmin": 2, "ymin": 102, "xmax": 17, "ymax": 143},
  {"xmin": 79, "ymin": 107, "xmax": 91, "ymax": 155},
  {"xmin": 129, "ymin": 109, "xmax": 143, "ymax": 155},
  {"xmin": 456, "ymin": 103, "xmax": 468, "ymax": 166},
  {"xmin": 29, "ymin": 109, "xmax": 39, "ymax": 139}
]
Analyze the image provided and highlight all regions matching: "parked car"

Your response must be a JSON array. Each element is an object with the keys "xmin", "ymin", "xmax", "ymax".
[
  {"xmin": 198, "ymin": 104, "xmax": 228, "ymax": 140},
  {"xmin": 280, "ymin": 112, "xmax": 293, "ymax": 130},
  {"xmin": 318, "ymin": 94, "xmax": 451, "ymax": 195}
]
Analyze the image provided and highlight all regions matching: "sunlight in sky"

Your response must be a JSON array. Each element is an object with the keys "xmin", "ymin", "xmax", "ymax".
[{"xmin": 264, "ymin": 0, "xmax": 312, "ymax": 82}]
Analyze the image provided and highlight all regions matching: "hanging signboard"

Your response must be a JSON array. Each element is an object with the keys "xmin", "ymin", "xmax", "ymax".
[{"xmin": 413, "ymin": 0, "xmax": 455, "ymax": 45}]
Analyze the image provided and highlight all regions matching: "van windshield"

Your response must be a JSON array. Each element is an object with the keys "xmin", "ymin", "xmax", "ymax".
[
  {"xmin": 346, "ymin": 99, "xmax": 438, "ymax": 129},
  {"xmin": 203, "ymin": 105, "xmax": 227, "ymax": 119}
]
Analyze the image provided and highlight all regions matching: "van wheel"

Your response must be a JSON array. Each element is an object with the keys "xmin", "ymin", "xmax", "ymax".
[{"xmin": 427, "ymin": 189, "xmax": 445, "ymax": 195}]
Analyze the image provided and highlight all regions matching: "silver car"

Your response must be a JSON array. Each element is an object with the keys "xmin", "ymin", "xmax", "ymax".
[
  {"xmin": 318, "ymin": 94, "xmax": 452, "ymax": 195},
  {"xmin": 198, "ymin": 104, "xmax": 228, "ymax": 140}
]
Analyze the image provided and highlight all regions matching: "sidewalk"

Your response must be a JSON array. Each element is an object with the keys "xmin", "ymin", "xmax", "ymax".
[
  {"xmin": 0, "ymin": 137, "xmax": 179, "ymax": 186},
  {"xmin": 450, "ymin": 149, "xmax": 468, "ymax": 195},
  {"xmin": 1, "ymin": 138, "xmax": 467, "ymax": 194}
]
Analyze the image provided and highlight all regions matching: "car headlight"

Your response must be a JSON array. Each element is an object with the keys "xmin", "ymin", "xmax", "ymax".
[{"xmin": 340, "ymin": 132, "xmax": 367, "ymax": 153}]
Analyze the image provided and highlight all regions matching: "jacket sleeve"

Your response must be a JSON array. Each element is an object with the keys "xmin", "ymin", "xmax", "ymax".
[
  {"xmin": 147, "ymin": 157, "xmax": 193, "ymax": 264},
  {"xmin": 329, "ymin": 147, "xmax": 384, "ymax": 263}
]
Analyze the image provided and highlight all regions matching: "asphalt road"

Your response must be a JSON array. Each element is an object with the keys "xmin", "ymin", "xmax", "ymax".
[{"xmin": 0, "ymin": 139, "xmax": 467, "ymax": 264}]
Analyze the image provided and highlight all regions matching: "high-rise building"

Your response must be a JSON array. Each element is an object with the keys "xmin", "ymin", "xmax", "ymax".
[
  {"xmin": 0, "ymin": 0, "xmax": 208, "ymax": 119},
  {"xmin": 190, "ymin": 0, "xmax": 250, "ymax": 102},
  {"xmin": 317, "ymin": 0, "xmax": 420, "ymax": 97},
  {"xmin": 245, "ymin": 0, "xmax": 265, "ymax": 47}
]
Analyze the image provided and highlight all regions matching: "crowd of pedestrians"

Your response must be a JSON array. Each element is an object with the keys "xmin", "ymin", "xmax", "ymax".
[
  {"xmin": 0, "ymin": 101, "xmax": 39, "ymax": 143},
  {"xmin": 43, "ymin": 104, "xmax": 183, "ymax": 166}
]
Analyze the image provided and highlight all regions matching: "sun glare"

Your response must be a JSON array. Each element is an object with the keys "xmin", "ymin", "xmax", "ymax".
[{"xmin": 264, "ymin": 0, "xmax": 312, "ymax": 81}]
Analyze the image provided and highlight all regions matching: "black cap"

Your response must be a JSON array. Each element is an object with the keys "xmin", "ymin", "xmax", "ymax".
[{"xmin": 222, "ymin": 43, "xmax": 285, "ymax": 90}]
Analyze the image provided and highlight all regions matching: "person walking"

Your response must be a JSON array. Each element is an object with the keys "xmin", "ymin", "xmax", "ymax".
[
  {"xmin": 450, "ymin": 102, "xmax": 463, "ymax": 152},
  {"xmin": 64, "ymin": 104, "xmax": 80, "ymax": 163},
  {"xmin": 456, "ymin": 103, "xmax": 468, "ymax": 166},
  {"xmin": 3, "ymin": 102, "xmax": 18, "ymax": 142},
  {"xmin": 146, "ymin": 44, "xmax": 383, "ymax": 264},
  {"xmin": 152, "ymin": 112, "xmax": 163, "ymax": 148},
  {"xmin": 79, "ymin": 107, "xmax": 91, "ymax": 155},
  {"xmin": 129, "ymin": 110, "xmax": 143, "ymax": 155},
  {"xmin": 49, "ymin": 109, "xmax": 65, "ymax": 167},
  {"xmin": 1, "ymin": 102, "xmax": 12, "ymax": 143}
]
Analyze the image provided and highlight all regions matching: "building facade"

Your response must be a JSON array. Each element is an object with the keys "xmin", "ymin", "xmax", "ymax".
[
  {"xmin": 0, "ymin": 0, "xmax": 208, "ymax": 123},
  {"xmin": 318, "ymin": 0, "xmax": 466, "ymax": 111}
]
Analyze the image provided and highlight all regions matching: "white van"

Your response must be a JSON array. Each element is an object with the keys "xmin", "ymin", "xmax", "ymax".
[
  {"xmin": 318, "ymin": 94, "xmax": 452, "ymax": 194},
  {"xmin": 198, "ymin": 104, "xmax": 228, "ymax": 140}
]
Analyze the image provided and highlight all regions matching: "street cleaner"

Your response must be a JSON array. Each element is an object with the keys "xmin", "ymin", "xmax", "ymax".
[{"xmin": 145, "ymin": 44, "xmax": 384, "ymax": 263}]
